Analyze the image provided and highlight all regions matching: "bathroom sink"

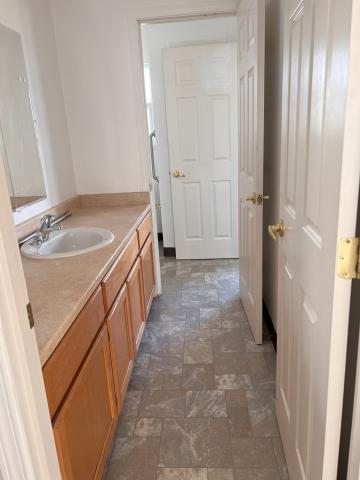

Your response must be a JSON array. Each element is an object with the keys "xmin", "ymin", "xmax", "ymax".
[{"xmin": 21, "ymin": 227, "xmax": 115, "ymax": 259}]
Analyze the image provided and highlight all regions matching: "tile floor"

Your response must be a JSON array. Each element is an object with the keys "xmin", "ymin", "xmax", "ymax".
[{"xmin": 105, "ymin": 248, "xmax": 289, "ymax": 480}]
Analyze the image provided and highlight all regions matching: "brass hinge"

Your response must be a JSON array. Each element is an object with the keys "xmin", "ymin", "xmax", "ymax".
[
  {"xmin": 26, "ymin": 303, "xmax": 35, "ymax": 329},
  {"xmin": 337, "ymin": 237, "xmax": 360, "ymax": 279}
]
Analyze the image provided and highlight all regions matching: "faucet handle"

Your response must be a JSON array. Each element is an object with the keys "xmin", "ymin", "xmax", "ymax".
[{"xmin": 40, "ymin": 214, "xmax": 56, "ymax": 228}]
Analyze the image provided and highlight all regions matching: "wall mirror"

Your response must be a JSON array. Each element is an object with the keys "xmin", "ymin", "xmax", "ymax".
[{"xmin": 0, "ymin": 23, "xmax": 46, "ymax": 211}]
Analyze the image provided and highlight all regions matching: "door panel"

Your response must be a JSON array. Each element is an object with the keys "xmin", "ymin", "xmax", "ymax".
[
  {"xmin": 164, "ymin": 43, "xmax": 238, "ymax": 259},
  {"xmin": 140, "ymin": 234, "xmax": 156, "ymax": 318},
  {"xmin": 237, "ymin": 0, "xmax": 265, "ymax": 344},
  {"xmin": 127, "ymin": 257, "xmax": 145, "ymax": 353},
  {"xmin": 276, "ymin": 0, "xmax": 355, "ymax": 478},
  {"xmin": 53, "ymin": 326, "xmax": 116, "ymax": 480},
  {"xmin": 106, "ymin": 285, "xmax": 134, "ymax": 415}
]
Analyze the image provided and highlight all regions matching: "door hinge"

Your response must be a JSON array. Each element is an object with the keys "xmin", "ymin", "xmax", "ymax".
[
  {"xmin": 26, "ymin": 302, "xmax": 35, "ymax": 329},
  {"xmin": 337, "ymin": 237, "xmax": 360, "ymax": 279}
]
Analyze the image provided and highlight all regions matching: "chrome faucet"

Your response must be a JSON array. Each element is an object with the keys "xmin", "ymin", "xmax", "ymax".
[{"xmin": 30, "ymin": 214, "xmax": 63, "ymax": 245}]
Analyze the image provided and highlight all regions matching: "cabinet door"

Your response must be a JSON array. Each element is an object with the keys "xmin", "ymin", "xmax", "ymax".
[
  {"xmin": 53, "ymin": 326, "xmax": 116, "ymax": 480},
  {"xmin": 140, "ymin": 234, "xmax": 156, "ymax": 318},
  {"xmin": 106, "ymin": 284, "xmax": 134, "ymax": 415},
  {"xmin": 127, "ymin": 257, "xmax": 145, "ymax": 353}
]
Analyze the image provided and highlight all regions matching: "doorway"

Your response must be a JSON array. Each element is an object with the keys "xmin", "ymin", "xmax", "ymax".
[{"xmin": 140, "ymin": 17, "xmax": 239, "ymax": 260}]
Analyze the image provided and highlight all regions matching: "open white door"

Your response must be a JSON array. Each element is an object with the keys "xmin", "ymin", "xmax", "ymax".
[
  {"xmin": 276, "ymin": 0, "xmax": 359, "ymax": 478},
  {"xmin": 163, "ymin": 43, "xmax": 238, "ymax": 260},
  {"xmin": 237, "ymin": 0, "xmax": 265, "ymax": 344}
]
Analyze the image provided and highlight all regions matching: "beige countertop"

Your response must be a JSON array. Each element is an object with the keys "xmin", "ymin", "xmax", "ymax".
[{"xmin": 22, "ymin": 203, "xmax": 150, "ymax": 367}]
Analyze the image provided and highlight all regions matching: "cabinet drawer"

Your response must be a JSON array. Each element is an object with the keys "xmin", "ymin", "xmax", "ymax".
[
  {"xmin": 137, "ymin": 211, "xmax": 152, "ymax": 248},
  {"xmin": 43, "ymin": 286, "xmax": 105, "ymax": 419},
  {"xmin": 102, "ymin": 232, "xmax": 139, "ymax": 312}
]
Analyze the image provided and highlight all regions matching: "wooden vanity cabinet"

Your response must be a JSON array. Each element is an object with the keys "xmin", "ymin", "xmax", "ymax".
[
  {"xmin": 127, "ymin": 257, "xmax": 145, "ymax": 353},
  {"xmin": 52, "ymin": 325, "xmax": 116, "ymax": 480},
  {"xmin": 45, "ymin": 209, "xmax": 157, "ymax": 480},
  {"xmin": 106, "ymin": 284, "xmax": 134, "ymax": 414},
  {"xmin": 140, "ymin": 234, "xmax": 155, "ymax": 318}
]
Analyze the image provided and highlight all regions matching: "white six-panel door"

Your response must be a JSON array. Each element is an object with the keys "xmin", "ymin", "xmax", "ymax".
[
  {"xmin": 237, "ymin": 0, "xmax": 265, "ymax": 344},
  {"xmin": 276, "ymin": 0, "xmax": 356, "ymax": 478},
  {"xmin": 163, "ymin": 43, "xmax": 238, "ymax": 259}
]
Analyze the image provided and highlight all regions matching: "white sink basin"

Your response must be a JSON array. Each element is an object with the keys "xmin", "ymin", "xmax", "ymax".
[{"xmin": 21, "ymin": 227, "xmax": 114, "ymax": 259}]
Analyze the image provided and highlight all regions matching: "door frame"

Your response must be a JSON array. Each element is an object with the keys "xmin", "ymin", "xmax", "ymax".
[
  {"xmin": 128, "ymin": 2, "xmax": 238, "ymax": 263},
  {"xmin": 0, "ymin": 154, "xmax": 61, "ymax": 479}
]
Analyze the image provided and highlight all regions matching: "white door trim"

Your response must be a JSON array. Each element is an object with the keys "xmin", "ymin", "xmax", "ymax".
[
  {"xmin": 340, "ymin": 0, "xmax": 360, "ymax": 477},
  {"xmin": 0, "ymin": 155, "xmax": 60, "ymax": 479}
]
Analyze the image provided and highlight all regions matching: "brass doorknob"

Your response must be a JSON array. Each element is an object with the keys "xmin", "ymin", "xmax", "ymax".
[
  {"xmin": 172, "ymin": 170, "xmax": 186, "ymax": 178},
  {"xmin": 268, "ymin": 220, "xmax": 285, "ymax": 240},
  {"xmin": 246, "ymin": 193, "xmax": 257, "ymax": 204},
  {"xmin": 246, "ymin": 193, "xmax": 270, "ymax": 205}
]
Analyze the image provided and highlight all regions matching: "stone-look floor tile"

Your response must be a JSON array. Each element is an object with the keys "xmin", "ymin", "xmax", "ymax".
[
  {"xmin": 246, "ymin": 354, "xmax": 270, "ymax": 374},
  {"xmin": 214, "ymin": 352, "xmax": 251, "ymax": 376},
  {"xmin": 168, "ymin": 342, "xmax": 185, "ymax": 354},
  {"xmin": 134, "ymin": 418, "xmax": 162, "ymax": 437},
  {"xmin": 220, "ymin": 309, "xmax": 244, "ymax": 329},
  {"xmin": 215, "ymin": 374, "xmax": 252, "ymax": 390},
  {"xmin": 133, "ymin": 353, "xmax": 150, "ymax": 376},
  {"xmin": 231, "ymin": 439, "xmax": 278, "ymax": 468},
  {"xmin": 271, "ymin": 438, "xmax": 289, "ymax": 480},
  {"xmin": 185, "ymin": 327, "xmax": 212, "ymax": 342},
  {"xmin": 246, "ymin": 391, "xmax": 279, "ymax": 437},
  {"xmin": 234, "ymin": 468, "xmax": 281, "ymax": 480},
  {"xmin": 225, "ymin": 390, "xmax": 248, "ymax": 408},
  {"xmin": 212, "ymin": 329, "xmax": 246, "ymax": 353},
  {"xmin": 185, "ymin": 390, "xmax": 227, "ymax": 417},
  {"xmin": 208, "ymin": 468, "xmax": 235, "ymax": 480},
  {"xmin": 152, "ymin": 295, "xmax": 182, "ymax": 310},
  {"xmin": 139, "ymin": 340, "xmax": 171, "ymax": 355},
  {"xmin": 186, "ymin": 310, "xmax": 201, "ymax": 329},
  {"xmin": 148, "ymin": 354, "xmax": 183, "ymax": 376},
  {"xmin": 130, "ymin": 373, "xmax": 184, "ymax": 391},
  {"xmin": 182, "ymin": 288, "xmax": 219, "ymax": 308},
  {"xmin": 106, "ymin": 253, "xmax": 288, "ymax": 478},
  {"xmin": 263, "ymin": 353, "xmax": 277, "ymax": 373},
  {"xmin": 159, "ymin": 309, "xmax": 187, "ymax": 322},
  {"xmin": 139, "ymin": 390, "xmax": 186, "ymax": 417},
  {"xmin": 182, "ymin": 365, "xmax": 216, "ymax": 390},
  {"xmin": 159, "ymin": 418, "xmax": 233, "ymax": 468},
  {"xmin": 184, "ymin": 342, "xmax": 213, "ymax": 364},
  {"xmin": 200, "ymin": 308, "xmax": 221, "ymax": 329},
  {"xmin": 228, "ymin": 407, "xmax": 253, "ymax": 438},
  {"xmin": 121, "ymin": 391, "xmax": 142, "ymax": 416},
  {"xmin": 182, "ymin": 275, "xmax": 206, "ymax": 290},
  {"xmin": 252, "ymin": 372, "xmax": 276, "ymax": 390},
  {"xmin": 115, "ymin": 416, "xmax": 136, "ymax": 437},
  {"xmin": 157, "ymin": 468, "xmax": 207, "ymax": 480},
  {"xmin": 106, "ymin": 437, "xmax": 160, "ymax": 480}
]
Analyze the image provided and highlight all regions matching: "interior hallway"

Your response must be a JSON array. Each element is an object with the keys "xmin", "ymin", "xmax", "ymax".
[{"xmin": 105, "ymin": 246, "xmax": 289, "ymax": 479}]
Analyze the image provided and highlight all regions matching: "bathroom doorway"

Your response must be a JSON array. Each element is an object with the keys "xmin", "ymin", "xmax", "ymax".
[{"xmin": 140, "ymin": 16, "xmax": 239, "ymax": 260}]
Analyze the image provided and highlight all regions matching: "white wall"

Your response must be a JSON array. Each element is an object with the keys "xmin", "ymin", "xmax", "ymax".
[
  {"xmin": 262, "ymin": 0, "xmax": 283, "ymax": 330},
  {"xmin": 49, "ymin": 0, "xmax": 238, "ymax": 202},
  {"xmin": 0, "ymin": 0, "xmax": 77, "ymax": 225},
  {"xmin": 141, "ymin": 17, "xmax": 237, "ymax": 248}
]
